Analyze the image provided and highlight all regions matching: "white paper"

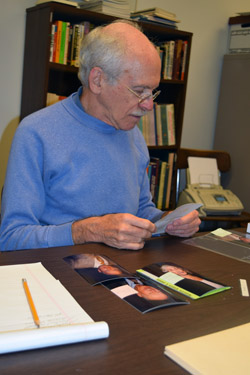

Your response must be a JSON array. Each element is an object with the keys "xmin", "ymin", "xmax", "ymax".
[
  {"xmin": 0, "ymin": 263, "xmax": 109, "ymax": 353},
  {"xmin": 188, "ymin": 157, "xmax": 219, "ymax": 186},
  {"xmin": 154, "ymin": 203, "xmax": 202, "ymax": 235},
  {"xmin": 0, "ymin": 322, "xmax": 109, "ymax": 354}
]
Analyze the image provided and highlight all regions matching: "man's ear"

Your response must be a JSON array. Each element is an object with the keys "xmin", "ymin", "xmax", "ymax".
[{"xmin": 88, "ymin": 67, "xmax": 104, "ymax": 94}]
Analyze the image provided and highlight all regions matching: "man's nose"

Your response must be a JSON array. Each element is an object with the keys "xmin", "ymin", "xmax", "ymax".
[{"xmin": 139, "ymin": 97, "xmax": 154, "ymax": 111}]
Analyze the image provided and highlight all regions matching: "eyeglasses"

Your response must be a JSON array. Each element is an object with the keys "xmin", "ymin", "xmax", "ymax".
[{"xmin": 126, "ymin": 86, "xmax": 161, "ymax": 104}]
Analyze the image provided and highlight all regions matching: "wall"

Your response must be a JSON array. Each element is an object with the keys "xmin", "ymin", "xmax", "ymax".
[
  {"xmin": 0, "ymin": 0, "xmax": 249, "ymax": 206},
  {"xmin": 135, "ymin": 0, "xmax": 250, "ymax": 150},
  {"xmin": 0, "ymin": 0, "xmax": 36, "ymax": 206}
]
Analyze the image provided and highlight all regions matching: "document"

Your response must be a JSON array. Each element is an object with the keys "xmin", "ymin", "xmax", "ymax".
[
  {"xmin": 64, "ymin": 253, "xmax": 188, "ymax": 313},
  {"xmin": 153, "ymin": 203, "xmax": 202, "ymax": 235},
  {"xmin": 137, "ymin": 262, "xmax": 230, "ymax": 300},
  {"xmin": 0, "ymin": 262, "xmax": 109, "ymax": 354},
  {"xmin": 164, "ymin": 323, "xmax": 250, "ymax": 375},
  {"xmin": 184, "ymin": 229, "xmax": 250, "ymax": 263}
]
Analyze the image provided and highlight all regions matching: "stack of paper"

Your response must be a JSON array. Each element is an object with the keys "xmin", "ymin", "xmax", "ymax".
[
  {"xmin": 164, "ymin": 323, "xmax": 250, "ymax": 374},
  {"xmin": 131, "ymin": 7, "xmax": 180, "ymax": 28},
  {"xmin": 78, "ymin": 0, "xmax": 131, "ymax": 19},
  {"xmin": 0, "ymin": 262, "xmax": 109, "ymax": 354}
]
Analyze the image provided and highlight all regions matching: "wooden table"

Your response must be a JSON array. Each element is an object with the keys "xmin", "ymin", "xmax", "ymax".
[{"xmin": 1, "ymin": 233, "xmax": 250, "ymax": 375}]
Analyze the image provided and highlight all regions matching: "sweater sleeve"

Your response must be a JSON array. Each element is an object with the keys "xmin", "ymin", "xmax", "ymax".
[{"xmin": 0, "ymin": 123, "xmax": 74, "ymax": 251}]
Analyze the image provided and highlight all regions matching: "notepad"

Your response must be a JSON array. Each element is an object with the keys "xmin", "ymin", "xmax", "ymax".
[
  {"xmin": 0, "ymin": 262, "xmax": 109, "ymax": 354},
  {"xmin": 164, "ymin": 323, "xmax": 250, "ymax": 375}
]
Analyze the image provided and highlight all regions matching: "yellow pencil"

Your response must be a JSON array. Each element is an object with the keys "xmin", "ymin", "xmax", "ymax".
[{"xmin": 22, "ymin": 278, "xmax": 40, "ymax": 328}]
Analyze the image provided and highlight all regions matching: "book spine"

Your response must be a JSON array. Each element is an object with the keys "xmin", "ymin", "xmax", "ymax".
[
  {"xmin": 70, "ymin": 24, "xmax": 79, "ymax": 66},
  {"xmin": 163, "ymin": 42, "xmax": 170, "ymax": 80},
  {"xmin": 149, "ymin": 161, "xmax": 157, "ymax": 201},
  {"xmin": 155, "ymin": 104, "xmax": 163, "ymax": 146},
  {"xmin": 55, "ymin": 20, "xmax": 62, "ymax": 63},
  {"xmin": 166, "ymin": 104, "xmax": 176, "ymax": 145},
  {"xmin": 160, "ymin": 105, "xmax": 168, "ymax": 145},
  {"xmin": 180, "ymin": 41, "xmax": 188, "ymax": 80},
  {"xmin": 59, "ymin": 21, "xmax": 67, "ymax": 64},
  {"xmin": 147, "ymin": 110, "xmax": 156, "ymax": 146},
  {"xmin": 49, "ymin": 24, "xmax": 56, "ymax": 62},
  {"xmin": 52, "ymin": 22, "xmax": 58, "ymax": 62},
  {"xmin": 67, "ymin": 24, "xmax": 73, "ymax": 65},
  {"xmin": 168, "ymin": 41, "xmax": 175, "ymax": 79},
  {"xmin": 63, "ymin": 22, "xmax": 70, "ymax": 65},
  {"xmin": 165, "ymin": 153, "xmax": 175, "ymax": 209},
  {"xmin": 157, "ymin": 161, "xmax": 167, "ymax": 209},
  {"xmin": 173, "ymin": 40, "xmax": 183, "ymax": 80}
]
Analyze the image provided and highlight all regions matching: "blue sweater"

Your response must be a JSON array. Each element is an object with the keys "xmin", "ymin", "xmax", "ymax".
[{"xmin": 0, "ymin": 89, "xmax": 162, "ymax": 250}]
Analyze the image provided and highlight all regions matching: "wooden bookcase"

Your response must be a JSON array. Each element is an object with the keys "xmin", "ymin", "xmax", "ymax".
[{"xmin": 20, "ymin": 2, "xmax": 193, "ymax": 209}]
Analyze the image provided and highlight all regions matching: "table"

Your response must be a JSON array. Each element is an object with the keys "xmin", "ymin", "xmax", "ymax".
[{"xmin": 1, "ymin": 232, "xmax": 250, "ymax": 375}]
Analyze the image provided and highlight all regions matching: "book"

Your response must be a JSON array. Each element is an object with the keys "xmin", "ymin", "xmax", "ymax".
[
  {"xmin": 36, "ymin": 0, "xmax": 79, "ymax": 6},
  {"xmin": 146, "ymin": 109, "xmax": 157, "ymax": 146},
  {"xmin": 0, "ymin": 262, "xmax": 109, "ymax": 354},
  {"xmin": 163, "ymin": 40, "xmax": 175, "ymax": 80},
  {"xmin": 137, "ymin": 261, "xmax": 231, "ymax": 300},
  {"xmin": 157, "ymin": 161, "xmax": 167, "ymax": 209},
  {"xmin": 78, "ymin": 0, "xmax": 131, "ymax": 19},
  {"xmin": 59, "ymin": 21, "xmax": 68, "ymax": 64},
  {"xmin": 49, "ymin": 23, "xmax": 56, "ymax": 62},
  {"xmin": 164, "ymin": 152, "xmax": 174, "ymax": 209},
  {"xmin": 70, "ymin": 24, "xmax": 80, "ymax": 66},
  {"xmin": 172, "ymin": 39, "xmax": 183, "ymax": 80},
  {"xmin": 164, "ymin": 322, "xmax": 250, "ymax": 374},
  {"xmin": 155, "ymin": 103, "xmax": 163, "ymax": 145},
  {"xmin": 131, "ymin": 15, "xmax": 178, "ymax": 29},
  {"xmin": 166, "ymin": 104, "xmax": 176, "ymax": 145},
  {"xmin": 54, "ymin": 20, "xmax": 62, "ymax": 63},
  {"xmin": 180, "ymin": 41, "xmax": 188, "ymax": 80},
  {"xmin": 162, "ymin": 42, "xmax": 170, "ymax": 79},
  {"xmin": 148, "ymin": 158, "xmax": 160, "ymax": 202},
  {"xmin": 131, "ymin": 7, "xmax": 180, "ymax": 23},
  {"xmin": 160, "ymin": 105, "xmax": 168, "ymax": 145}
]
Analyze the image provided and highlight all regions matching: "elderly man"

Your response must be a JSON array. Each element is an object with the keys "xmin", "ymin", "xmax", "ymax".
[{"xmin": 0, "ymin": 20, "xmax": 200, "ymax": 251}]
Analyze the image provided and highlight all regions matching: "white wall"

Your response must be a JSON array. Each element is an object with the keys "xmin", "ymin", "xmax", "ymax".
[
  {"xmin": 0, "ymin": 0, "xmax": 36, "ymax": 200},
  {"xmin": 135, "ymin": 0, "xmax": 250, "ymax": 149},
  {"xmin": 0, "ymin": 0, "xmax": 249, "ymax": 197}
]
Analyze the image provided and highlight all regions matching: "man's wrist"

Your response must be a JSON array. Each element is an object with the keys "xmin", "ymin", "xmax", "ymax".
[{"xmin": 71, "ymin": 217, "xmax": 101, "ymax": 245}]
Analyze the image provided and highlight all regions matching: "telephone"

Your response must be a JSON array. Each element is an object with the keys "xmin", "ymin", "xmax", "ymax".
[{"xmin": 177, "ymin": 157, "xmax": 244, "ymax": 216}]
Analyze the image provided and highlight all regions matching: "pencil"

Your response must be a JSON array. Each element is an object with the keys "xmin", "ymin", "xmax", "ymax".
[{"xmin": 22, "ymin": 278, "xmax": 40, "ymax": 328}]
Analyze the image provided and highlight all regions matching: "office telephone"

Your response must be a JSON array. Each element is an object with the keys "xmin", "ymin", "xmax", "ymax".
[{"xmin": 177, "ymin": 157, "xmax": 244, "ymax": 216}]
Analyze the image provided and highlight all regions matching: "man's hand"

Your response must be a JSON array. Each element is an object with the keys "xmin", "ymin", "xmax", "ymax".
[
  {"xmin": 72, "ymin": 213, "xmax": 156, "ymax": 250},
  {"xmin": 165, "ymin": 210, "xmax": 201, "ymax": 237}
]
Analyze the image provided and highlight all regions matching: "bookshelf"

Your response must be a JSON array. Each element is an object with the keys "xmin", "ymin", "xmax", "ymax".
[{"xmin": 20, "ymin": 2, "xmax": 193, "ymax": 209}]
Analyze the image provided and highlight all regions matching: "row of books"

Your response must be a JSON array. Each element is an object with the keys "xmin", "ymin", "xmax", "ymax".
[
  {"xmin": 148, "ymin": 154, "xmax": 175, "ymax": 210},
  {"xmin": 49, "ymin": 20, "xmax": 187, "ymax": 81},
  {"xmin": 138, "ymin": 103, "xmax": 176, "ymax": 147},
  {"xmin": 157, "ymin": 39, "xmax": 188, "ymax": 81},
  {"xmin": 49, "ymin": 20, "xmax": 94, "ymax": 67}
]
